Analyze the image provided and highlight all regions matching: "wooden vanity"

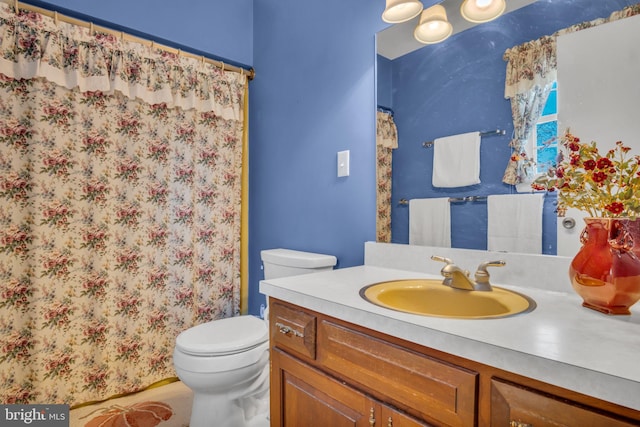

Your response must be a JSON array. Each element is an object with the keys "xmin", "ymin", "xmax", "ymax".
[{"xmin": 269, "ymin": 299, "xmax": 640, "ymax": 426}]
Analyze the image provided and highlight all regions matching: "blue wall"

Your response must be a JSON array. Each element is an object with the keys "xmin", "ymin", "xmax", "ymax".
[
  {"xmin": 386, "ymin": 0, "xmax": 637, "ymax": 254},
  {"xmin": 377, "ymin": 55, "xmax": 393, "ymax": 110},
  {"xmin": 248, "ymin": 0, "xmax": 395, "ymax": 315}
]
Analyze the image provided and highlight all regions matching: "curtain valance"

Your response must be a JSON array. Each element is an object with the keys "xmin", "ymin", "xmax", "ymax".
[
  {"xmin": 503, "ymin": 35, "xmax": 556, "ymax": 100},
  {"xmin": 0, "ymin": 3, "xmax": 245, "ymax": 120}
]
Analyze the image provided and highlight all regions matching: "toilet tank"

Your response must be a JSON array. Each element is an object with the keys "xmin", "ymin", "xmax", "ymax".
[{"xmin": 261, "ymin": 248, "xmax": 337, "ymax": 280}]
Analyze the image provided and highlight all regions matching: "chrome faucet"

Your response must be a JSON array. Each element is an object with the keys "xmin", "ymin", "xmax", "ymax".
[{"xmin": 431, "ymin": 256, "xmax": 505, "ymax": 291}]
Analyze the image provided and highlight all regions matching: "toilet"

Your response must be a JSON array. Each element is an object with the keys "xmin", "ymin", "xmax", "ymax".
[{"xmin": 173, "ymin": 248, "xmax": 337, "ymax": 427}]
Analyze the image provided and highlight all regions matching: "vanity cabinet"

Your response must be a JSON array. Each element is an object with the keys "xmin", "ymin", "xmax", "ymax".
[
  {"xmin": 270, "ymin": 300, "xmax": 474, "ymax": 426},
  {"xmin": 269, "ymin": 299, "xmax": 640, "ymax": 427}
]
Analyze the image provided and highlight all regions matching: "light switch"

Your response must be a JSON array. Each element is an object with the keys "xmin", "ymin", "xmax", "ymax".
[{"xmin": 337, "ymin": 150, "xmax": 350, "ymax": 177}]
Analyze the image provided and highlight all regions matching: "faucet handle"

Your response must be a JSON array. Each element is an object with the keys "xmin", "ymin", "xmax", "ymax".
[
  {"xmin": 474, "ymin": 260, "xmax": 506, "ymax": 290},
  {"xmin": 431, "ymin": 255, "xmax": 453, "ymax": 265},
  {"xmin": 476, "ymin": 260, "xmax": 506, "ymax": 273},
  {"xmin": 431, "ymin": 256, "xmax": 469, "ymax": 281}
]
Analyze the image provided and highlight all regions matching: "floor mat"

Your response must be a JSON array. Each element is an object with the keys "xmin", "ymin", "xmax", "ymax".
[
  {"xmin": 69, "ymin": 381, "xmax": 270, "ymax": 427},
  {"xmin": 70, "ymin": 381, "xmax": 193, "ymax": 427}
]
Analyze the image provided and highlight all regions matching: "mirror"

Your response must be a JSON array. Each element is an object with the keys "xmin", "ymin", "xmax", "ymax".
[{"xmin": 376, "ymin": 0, "xmax": 640, "ymax": 255}]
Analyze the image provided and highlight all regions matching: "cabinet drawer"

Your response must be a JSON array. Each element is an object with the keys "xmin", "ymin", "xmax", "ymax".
[
  {"xmin": 270, "ymin": 301, "xmax": 316, "ymax": 359},
  {"xmin": 318, "ymin": 320, "xmax": 477, "ymax": 427},
  {"xmin": 491, "ymin": 378, "xmax": 638, "ymax": 427}
]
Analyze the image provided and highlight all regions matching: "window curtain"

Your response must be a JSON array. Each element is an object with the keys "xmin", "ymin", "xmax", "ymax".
[
  {"xmin": 502, "ymin": 3, "xmax": 640, "ymax": 185},
  {"xmin": 376, "ymin": 111, "xmax": 398, "ymax": 242},
  {"xmin": 0, "ymin": 3, "xmax": 247, "ymax": 405},
  {"xmin": 501, "ymin": 36, "xmax": 555, "ymax": 185}
]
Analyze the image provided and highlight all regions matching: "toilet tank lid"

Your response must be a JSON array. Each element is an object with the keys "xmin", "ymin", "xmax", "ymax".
[{"xmin": 261, "ymin": 248, "xmax": 337, "ymax": 269}]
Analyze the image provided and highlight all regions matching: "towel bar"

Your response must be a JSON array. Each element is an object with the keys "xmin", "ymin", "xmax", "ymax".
[
  {"xmin": 422, "ymin": 129, "xmax": 506, "ymax": 148},
  {"xmin": 399, "ymin": 196, "xmax": 487, "ymax": 205}
]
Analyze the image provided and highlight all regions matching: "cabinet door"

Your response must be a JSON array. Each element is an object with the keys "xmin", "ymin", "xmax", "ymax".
[
  {"xmin": 271, "ymin": 348, "xmax": 377, "ymax": 427},
  {"xmin": 491, "ymin": 378, "xmax": 639, "ymax": 427}
]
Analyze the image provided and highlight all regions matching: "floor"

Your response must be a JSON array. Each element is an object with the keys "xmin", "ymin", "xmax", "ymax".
[{"xmin": 69, "ymin": 380, "xmax": 270, "ymax": 427}]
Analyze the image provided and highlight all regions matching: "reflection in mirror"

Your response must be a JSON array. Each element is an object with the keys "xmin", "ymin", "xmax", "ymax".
[{"xmin": 376, "ymin": 0, "xmax": 640, "ymax": 255}]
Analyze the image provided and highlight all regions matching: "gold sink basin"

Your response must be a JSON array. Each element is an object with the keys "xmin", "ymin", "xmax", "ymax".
[{"xmin": 361, "ymin": 279, "xmax": 535, "ymax": 319}]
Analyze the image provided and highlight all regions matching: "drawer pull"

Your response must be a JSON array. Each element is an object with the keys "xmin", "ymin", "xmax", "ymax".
[
  {"xmin": 369, "ymin": 407, "xmax": 376, "ymax": 426},
  {"xmin": 387, "ymin": 416, "xmax": 393, "ymax": 427},
  {"xmin": 275, "ymin": 322, "xmax": 304, "ymax": 338},
  {"xmin": 510, "ymin": 421, "xmax": 533, "ymax": 427}
]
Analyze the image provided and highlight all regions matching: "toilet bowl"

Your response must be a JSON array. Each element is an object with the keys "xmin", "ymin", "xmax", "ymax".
[
  {"xmin": 174, "ymin": 248, "xmax": 337, "ymax": 427},
  {"xmin": 173, "ymin": 316, "xmax": 270, "ymax": 427}
]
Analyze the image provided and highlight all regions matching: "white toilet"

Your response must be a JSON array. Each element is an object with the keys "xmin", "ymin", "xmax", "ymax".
[{"xmin": 173, "ymin": 248, "xmax": 337, "ymax": 427}]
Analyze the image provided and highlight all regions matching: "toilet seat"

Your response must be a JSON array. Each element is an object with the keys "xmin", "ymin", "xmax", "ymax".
[
  {"xmin": 173, "ymin": 339, "xmax": 269, "ymax": 373},
  {"xmin": 175, "ymin": 315, "xmax": 268, "ymax": 357}
]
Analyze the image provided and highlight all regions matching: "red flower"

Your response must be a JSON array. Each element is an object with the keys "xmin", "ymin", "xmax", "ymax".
[
  {"xmin": 555, "ymin": 167, "xmax": 564, "ymax": 178},
  {"xmin": 605, "ymin": 202, "xmax": 625, "ymax": 215},
  {"xmin": 596, "ymin": 157, "xmax": 613, "ymax": 169},
  {"xmin": 592, "ymin": 171, "xmax": 607, "ymax": 183},
  {"xmin": 616, "ymin": 141, "xmax": 631, "ymax": 153},
  {"xmin": 583, "ymin": 159, "xmax": 596, "ymax": 170}
]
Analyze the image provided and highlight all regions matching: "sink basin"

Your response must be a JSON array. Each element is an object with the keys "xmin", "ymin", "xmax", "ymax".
[{"xmin": 361, "ymin": 279, "xmax": 535, "ymax": 319}]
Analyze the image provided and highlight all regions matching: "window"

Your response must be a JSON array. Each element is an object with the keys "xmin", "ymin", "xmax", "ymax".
[{"xmin": 532, "ymin": 82, "xmax": 558, "ymax": 174}]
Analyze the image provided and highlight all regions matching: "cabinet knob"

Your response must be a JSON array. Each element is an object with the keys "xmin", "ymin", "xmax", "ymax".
[
  {"xmin": 387, "ymin": 416, "xmax": 393, "ymax": 427},
  {"xmin": 275, "ymin": 322, "xmax": 304, "ymax": 338},
  {"xmin": 369, "ymin": 407, "xmax": 376, "ymax": 426},
  {"xmin": 510, "ymin": 421, "xmax": 533, "ymax": 427}
]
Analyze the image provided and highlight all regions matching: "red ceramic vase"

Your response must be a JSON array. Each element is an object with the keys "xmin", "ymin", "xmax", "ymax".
[{"xmin": 569, "ymin": 218, "xmax": 640, "ymax": 315}]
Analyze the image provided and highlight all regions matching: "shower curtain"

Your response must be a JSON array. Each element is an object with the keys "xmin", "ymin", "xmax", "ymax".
[
  {"xmin": 0, "ymin": 4, "xmax": 247, "ymax": 405},
  {"xmin": 376, "ymin": 111, "xmax": 397, "ymax": 243}
]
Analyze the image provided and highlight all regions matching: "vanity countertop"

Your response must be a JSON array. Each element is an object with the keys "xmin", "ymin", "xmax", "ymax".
[{"xmin": 259, "ymin": 264, "xmax": 640, "ymax": 411}]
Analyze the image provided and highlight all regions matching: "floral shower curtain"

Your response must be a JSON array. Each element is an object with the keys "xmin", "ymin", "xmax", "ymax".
[
  {"xmin": 502, "ymin": 3, "xmax": 640, "ymax": 185},
  {"xmin": 376, "ymin": 111, "xmax": 398, "ymax": 242},
  {"xmin": 0, "ymin": 4, "xmax": 246, "ymax": 405}
]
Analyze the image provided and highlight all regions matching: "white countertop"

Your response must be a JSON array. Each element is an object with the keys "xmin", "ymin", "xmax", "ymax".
[{"xmin": 260, "ymin": 264, "xmax": 640, "ymax": 411}]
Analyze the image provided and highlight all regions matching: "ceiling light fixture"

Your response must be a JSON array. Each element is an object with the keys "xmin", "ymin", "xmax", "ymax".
[
  {"xmin": 460, "ymin": 0, "xmax": 506, "ymax": 23},
  {"xmin": 381, "ymin": 0, "xmax": 423, "ymax": 24},
  {"xmin": 413, "ymin": 4, "xmax": 453, "ymax": 45}
]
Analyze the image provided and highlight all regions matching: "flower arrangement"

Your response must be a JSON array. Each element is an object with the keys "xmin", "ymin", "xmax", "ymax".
[{"xmin": 532, "ymin": 130, "xmax": 640, "ymax": 218}]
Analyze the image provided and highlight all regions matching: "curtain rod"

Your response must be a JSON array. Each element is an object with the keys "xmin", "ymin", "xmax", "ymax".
[
  {"xmin": 2, "ymin": 0, "xmax": 255, "ymax": 80},
  {"xmin": 377, "ymin": 105, "xmax": 394, "ymax": 116}
]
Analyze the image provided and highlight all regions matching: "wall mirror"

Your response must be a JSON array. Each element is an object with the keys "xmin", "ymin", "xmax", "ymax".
[{"xmin": 376, "ymin": 0, "xmax": 640, "ymax": 256}]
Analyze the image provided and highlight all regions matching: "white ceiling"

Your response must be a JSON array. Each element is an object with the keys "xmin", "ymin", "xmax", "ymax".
[{"xmin": 377, "ymin": 0, "xmax": 537, "ymax": 60}]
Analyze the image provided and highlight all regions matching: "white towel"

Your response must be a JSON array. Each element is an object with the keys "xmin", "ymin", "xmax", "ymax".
[
  {"xmin": 432, "ymin": 131, "xmax": 481, "ymax": 188},
  {"xmin": 409, "ymin": 198, "xmax": 451, "ymax": 247},
  {"xmin": 487, "ymin": 194, "xmax": 544, "ymax": 254}
]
